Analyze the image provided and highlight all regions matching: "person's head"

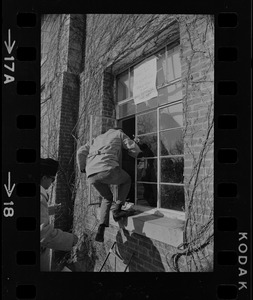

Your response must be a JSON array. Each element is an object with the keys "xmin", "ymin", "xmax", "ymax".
[
  {"xmin": 113, "ymin": 125, "xmax": 122, "ymax": 130},
  {"xmin": 101, "ymin": 124, "xmax": 123, "ymax": 134},
  {"xmin": 40, "ymin": 158, "xmax": 59, "ymax": 190}
]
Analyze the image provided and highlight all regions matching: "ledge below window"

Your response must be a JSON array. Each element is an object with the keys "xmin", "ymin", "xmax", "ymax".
[{"xmin": 109, "ymin": 210, "xmax": 185, "ymax": 247}]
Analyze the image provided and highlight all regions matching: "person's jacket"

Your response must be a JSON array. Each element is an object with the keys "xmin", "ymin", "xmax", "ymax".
[
  {"xmin": 40, "ymin": 186, "xmax": 75, "ymax": 271},
  {"xmin": 76, "ymin": 129, "xmax": 141, "ymax": 177}
]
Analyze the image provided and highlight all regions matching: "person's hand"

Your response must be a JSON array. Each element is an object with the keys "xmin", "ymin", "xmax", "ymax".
[
  {"xmin": 137, "ymin": 151, "xmax": 144, "ymax": 159},
  {"xmin": 133, "ymin": 136, "xmax": 140, "ymax": 144},
  {"xmin": 72, "ymin": 234, "xmax": 78, "ymax": 246},
  {"xmin": 55, "ymin": 203, "xmax": 61, "ymax": 210},
  {"xmin": 48, "ymin": 203, "xmax": 61, "ymax": 216}
]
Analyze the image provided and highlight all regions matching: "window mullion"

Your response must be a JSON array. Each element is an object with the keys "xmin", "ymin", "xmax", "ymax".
[
  {"xmin": 157, "ymin": 107, "xmax": 160, "ymax": 209},
  {"xmin": 135, "ymin": 114, "xmax": 137, "ymax": 205},
  {"xmin": 128, "ymin": 68, "xmax": 130, "ymax": 99},
  {"xmin": 165, "ymin": 45, "xmax": 168, "ymax": 83}
]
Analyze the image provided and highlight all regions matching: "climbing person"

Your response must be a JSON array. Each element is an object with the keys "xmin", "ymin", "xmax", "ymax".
[
  {"xmin": 77, "ymin": 127, "xmax": 142, "ymax": 242},
  {"xmin": 40, "ymin": 158, "xmax": 78, "ymax": 271}
]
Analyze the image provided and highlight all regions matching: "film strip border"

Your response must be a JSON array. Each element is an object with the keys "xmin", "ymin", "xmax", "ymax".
[
  {"xmin": 2, "ymin": 9, "xmax": 251, "ymax": 300},
  {"xmin": 215, "ymin": 11, "xmax": 251, "ymax": 300},
  {"xmin": 2, "ymin": 10, "xmax": 39, "ymax": 300}
]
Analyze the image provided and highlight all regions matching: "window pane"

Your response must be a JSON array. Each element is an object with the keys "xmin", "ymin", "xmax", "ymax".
[
  {"xmin": 167, "ymin": 54, "xmax": 174, "ymax": 82},
  {"xmin": 138, "ymin": 134, "xmax": 157, "ymax": 157},
  {"xmin": 161, "ymin": 157, "xmax": 184, "ymax": 183},
  {"xmin": 160, "ymin": 129, "xmax": 184, "ymax": 155},
  {"xmin": 173, "ymin": 51, "xmax": 182, "ymax": 79},
  {"xmin": 158, "ymin": 81, "xmax": 183, "ymax": 106},
  {"xmin": 159, "ymin": 103, "xmax": 183, "ymax": 130},
  {"xmin": 155, "ymin": 48, "xmax": 166, "ymax": 87},
  {"xmin": 136, "ymin": 97, "xmax": 158, "ymax": 113},
  {"xmin": 137, "ymin": 111, "xmax": 157, "ymax": 135},
  {"xmin": 160, "ymin": 185, "xmax": 185, "ymax": 211},
  {"xmin": 118, "ymin": 99, "xmax": 136, "ymax": 118},
  {"xmin": 167, "ymin": 48, "xmax": 181, "ymax": 82},
  {"xmin": 139, "ymin": 140, "xmax": 158, "ymax": 158},
  {"xmin": 137, "ymin": 183, "xmax": 157, "ymax": 207},
  {"xmin": 129, "ymin": 68, "xmax": 134, "ymax": 98},
  {"xmin": 137, "ymin": 158, "xmax": 157, "ymax": 182},
  {"xmin": 117, "ymin": 70, "xmax": 129, "ymax": 102}
]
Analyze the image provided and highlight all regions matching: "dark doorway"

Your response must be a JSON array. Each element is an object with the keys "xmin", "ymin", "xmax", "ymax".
[{"xmin": 119, "ymin": 117, "xmax": 135, "ymax": 203}]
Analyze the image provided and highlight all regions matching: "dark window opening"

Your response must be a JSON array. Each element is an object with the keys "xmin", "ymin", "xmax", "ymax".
[{"xmin": 119, "ymin": 117, "xmax": 135, "ymax": 203}]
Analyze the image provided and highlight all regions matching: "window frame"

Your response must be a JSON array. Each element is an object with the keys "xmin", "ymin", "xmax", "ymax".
[
  {"xmin": 116, "ymin": 42, "xmax": 181, "ymax": 106},
  {"xmin": 116, "ymin": 43, "xmax": 185, "ymax": 219},
  {"xmin": 134, "ymin": 101, "xmax": 184, "ymax": 218}
]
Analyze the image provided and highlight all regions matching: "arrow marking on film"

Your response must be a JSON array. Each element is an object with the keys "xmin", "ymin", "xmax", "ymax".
[
  {"xmin": 4, "ymin": 172, "xmax": 16, "ymax": 198},
  {"xmin": 4, "ymin": 29, "xmax": 16, "ymax": 54}
]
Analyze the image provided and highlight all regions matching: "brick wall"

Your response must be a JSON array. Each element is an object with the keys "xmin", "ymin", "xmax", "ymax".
[
  {"xmin": 102, "ymin": 70, "xmax": 115, "ymax": 119},
  {"xmin": 41, "ymin": 16, "xmax": 68, "ymax": 212},
  {"xmin": 180, "ymin": 15, "xmax": 214, "ymax": 218},
  {"xmin": 41, "ymin": 15, "xmax": 70, "ymax": 84},
  {"xmin": 54, "ymin": 72, "xmax": 80, "ymax": 231},
  {"xmin": 41, "ymin": 15, "xmax": 68, "ymax": 159},
  {"xmin": 104, "ymin": 228, "xmax": 175, "ymax": 272},
  {"xmin": 179, "ymin": 15, "xmax": 214, "ymax": 265},
  {"xmin": 41, "ymin": 14, "xmax": 84, "ymax": 233}
]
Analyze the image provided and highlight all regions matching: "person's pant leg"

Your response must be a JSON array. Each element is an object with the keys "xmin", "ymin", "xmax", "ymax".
[
  {"xmin": 89, "ymin": 175, "xmax": 113, "ymax": 227},
  {"xmin": 102, "ymin": 167, "xmax": 131, "ymax": 205},
  {"xmin": 88, "ymin": 167, "xmax": 132, "ymax": 225},
  {"xmin": 115, "ymin": 169, "xmax": 131, "ymax": 204}
]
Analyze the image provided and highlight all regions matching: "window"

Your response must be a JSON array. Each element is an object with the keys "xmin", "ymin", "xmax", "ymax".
[{"xmin": 116, "ymin": 44, "xmax": 184, "ymax": 214}]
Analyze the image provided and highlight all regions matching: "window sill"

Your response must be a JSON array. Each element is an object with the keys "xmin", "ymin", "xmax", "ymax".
[{"xmin": 109, "ymin": 210, "xmax": 185, "ymax": 247}]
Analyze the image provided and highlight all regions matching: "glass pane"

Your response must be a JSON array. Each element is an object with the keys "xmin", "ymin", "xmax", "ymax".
[
  {"xmin": 136, "ymin": 97, "xmax": 158, "ymax": 113},
  {"xmin": 137, "ymin": 183, "xmax": 157, "ymax": 207},
  {"xmin": 138, "ymin": 134, "xmax": 157, "ymax": 157},
  {"xmin": 161, "ymin": 157, "xmax": 184, "ymax": 183},
  {"xmin": 173, "ymin": 51, "xmax": 182, "ymax": 79},
  {"xmin": 155, "ymin": 48, "xmax": 166, "ymax": 87},
  {"xmin": 118, "ymin": 99, "xmax": 136, "ymax": 118},
  {"xmin": 167, "ymin": 54, "xmax": 175, "ymax": 82},
  {"xmin": 137, "ymin": 158, "xmax": 157, "ymax": 182},
  {"xmin": 159, "ymin": 103, "xmax": 183, "ymax": 130},
  {"xmin": 139, "ymin": 139, "xmax": 158, "ymax": 158},
  {"xmin": 167, "ymin": 48, "xmax": 181, "ymax": 82},
  {"xmin": 121, "ymin": 117, "xmax": 135, "ymax": 203},
  {"xmin": 160, "ymin": 129, "xmax": 184, "ymax": 155},
  {"xmin": 137, "ymin": 111, "xmax": 157, "ymax": 135},
  {"xmin": 160, "ymin": 185, "xmax": 185, "ymax": 211},
  {"xmin": 122, "ymin": 160, "xmax": 135, "ymax": 203},
  {"xmin": 158, "ymin": 81, "xmax": 183, "ymax": 106},
  {"xmin": 117, "ymin": 70, "xmax": 129, "ymax": 102},
  {"xmin": 121, "ymin": 116, "xmax": 135, "ymax": 138},
  {"xmin": 129, "ymin": 68, "xmax": 134, "ymax": 98}
]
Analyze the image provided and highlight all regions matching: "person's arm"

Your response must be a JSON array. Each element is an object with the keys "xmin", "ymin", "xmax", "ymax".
[
  {"xmin": 120, "ymin": 131, "xmax": 142, "ymax": 158},
  {"xmin": 40, "ymin": 200, "xmax": 77, "ymax": 250},
  {"xmin": 48, "ymin": 203, "xmax": 61, "ymax": 216},
  {"xmin": 76, "ymin": 142, "xmax": 90, "ymax": 173}
]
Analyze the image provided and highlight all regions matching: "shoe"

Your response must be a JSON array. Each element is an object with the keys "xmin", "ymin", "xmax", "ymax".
[
  {"xmin": 95, "ymin": 225, "xmax": 105, "ymax": 242},
  {"xmin": 112, "ymin": 203, "xmax": 130, "ymax": 222},
  {"xmin": 121, "ymin": 202, "xmax": 135, "ymax": 211}
]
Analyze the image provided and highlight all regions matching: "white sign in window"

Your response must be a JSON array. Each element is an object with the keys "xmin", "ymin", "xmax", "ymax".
[{"xmin": 133, "ymin": 56, "xmax": 158, "ymax": 105}]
